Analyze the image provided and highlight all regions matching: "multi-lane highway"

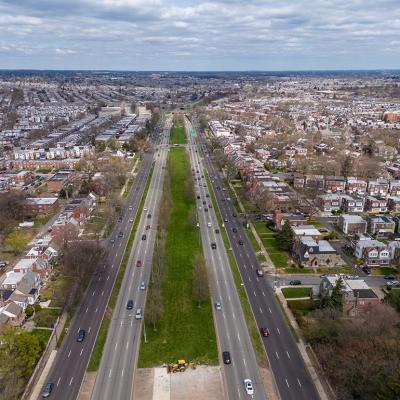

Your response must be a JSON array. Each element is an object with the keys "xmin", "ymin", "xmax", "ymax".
[
  {"xmin": 36, "ymin": 126, "xmax": 161, "ymax": 400},
  {"xmin": 187, "ymin": 116, "xmax": 320, "ymax": 400},
  {"xmin": 91, "ymin": 115, "xmax": 172, "ymax": 400},
  {"xmin": 186, "ymin": 120, "xmax": 267, "ymax": 400}
]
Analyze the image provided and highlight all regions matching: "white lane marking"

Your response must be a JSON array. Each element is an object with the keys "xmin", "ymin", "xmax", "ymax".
[
  {"xmin": 121, "ymin": 320, "xmax": 123, "ymax": 326},
  {"xmin": 237, "ymin": 333, "xmax": 241, "ymax": 342},
  {"xmin": 259, "ymin": 307, "xmax": 263, "ymax": 314},
  {"xmin": 111, "ymin": 264, "xmax": 114, "ymax": 269},
  {"xmin": 67, "ymin": 349, "xmax": 71, "ymax": 358},
  {"xmin": 95, "ymin": 307, "xmax": 98, "ymax": 313},
  {"xmin": 277, "ymin": 328, "xmax": 281, "ymax": 335},
  {"xmin": 262, "ymin": 291, "xmax": 266, "ymax": 297},
  {"xmin": 275, "ymin": 351, "xmax": 279, "ymax": 359},
  {"xmin": 286, "ymin": 351, "xmax": 291, "ymax": 359},
  {"xmin": 126, "ymin": 342, "xmax": 129, "ymax": 349},
  {"xmin": 88, "ymin": 326, "xmax": 91, "ymax": 333},
  {"xmin": 285, "ymin": 379, "xmax": 290, "ymax": 388},
  {"xmin": 98, "ymin": 276, "xmax": 101, "ymax": 281},
  {"xmin": 107, "ymin": 275, "xmax": 110, "ymax": 281},
  {"xmin": 80, "ymin": 348, "xmax": 83, "ymax": 356},
  {"xmin": 85, "ymin": 307, "xmax": 89, "ymax": 313},
  {"xmin": 69, "ymin": 377, "xmax": 73, "ymax": 386},
  {"xmin": 269, "ymin": 307, "xmax": 272, "ymax": 314},
  {"xmin": 131, "ymin": 320, "xmax": 133, "ymax": 327},
  {"xmin": 57, "ymin": 377, "xmax": 61, "ymax": 387},
  {"xmin": 253, "ymin": 291, "xmax": 257, "ymax": 297},
  {"xmin": 109, "ymin": 369, "xmax": 112, "ymax": 378},
  {"xmin": 101, "ymin": 290, "xmax": 104, "ymax": 296},
  {"xmin": 256, "ymin": 277, "xmax": 259, "ymax": 282},
  {"xmin": 121, "ymin": 368, "xmax": 124, "ymax": 377},
  {"xmin": 92, "ymin": 291, "xmax": 95, "ymax": 296},
  {"xmin": 115, "ymin": 343, "xmax": 118, "ymax": 350},
  {"xmin": 297, "ymin": 378, "xmax": 302, "ymax": 387}
]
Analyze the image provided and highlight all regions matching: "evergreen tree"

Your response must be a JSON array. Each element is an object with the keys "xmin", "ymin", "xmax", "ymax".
[{"xmin": 276, "ymin": 221, "xmax": 294, "ymax": 251}]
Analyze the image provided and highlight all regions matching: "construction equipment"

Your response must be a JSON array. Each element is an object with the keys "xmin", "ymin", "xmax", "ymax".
[{"xmin": 166, "ymin": 359, "xmax": 196, "ymax": 373}]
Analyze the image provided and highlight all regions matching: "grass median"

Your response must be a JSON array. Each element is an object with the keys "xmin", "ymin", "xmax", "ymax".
[
  {"xmin": 170, "ymin": 117, "xmax": 187, "ymax": 144},
  {"xmin": 138, "ymin": 148, "xmax": 217, "ymax": 367},
  {"xmin": 87, "ymin": 162, "xmax": 155, "ymax": 372}
]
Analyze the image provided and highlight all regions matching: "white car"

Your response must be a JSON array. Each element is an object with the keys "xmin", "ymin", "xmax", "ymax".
[
  {"xmin": 143, "ymin": 207, "xmax": 148, "ymax": 211},
  {"xmin": 244, "ymin": 379, "xmax": 254, "ymax": 395},
  {"xmin": 207, "ymin": 222, "xmax": 212, "ymax": 228}
]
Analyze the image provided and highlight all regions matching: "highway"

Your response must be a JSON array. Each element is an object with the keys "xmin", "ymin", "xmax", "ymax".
[
  {"xmin": 90, "ymin": 115, "xmax": 172, "ymax": 400},
  {"xmin": 36, "ymin": 126, "xmax": 161, "ymax": 400},
  {"xmin": 186, "ymin": 119, "xmax": 267, "ymax": 400},
  {"xmin": 187, "ymin": 116, "xmax": 320, "ymax": 400}
]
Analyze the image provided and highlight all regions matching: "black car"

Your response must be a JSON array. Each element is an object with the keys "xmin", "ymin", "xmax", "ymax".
[
  {"xmin": 118, "ymin": 231, "xmax": 124, "ymax": 238},
  {"xmin": 204, "ymin": 208, "xmax": 208, "ymax": 212},
  {"xmin": 222, "ymin": 351, "xmax": 231, "ymax": 365},
  {"xmin": 232, "ymin": 213, "xmax": 237, "ymax": 217},
  {"xmin": 41, "ymin": 383, "xmax": 54, "ymax": 398},
  {"xmin": 203, "ymin": 201, "xmax": 206, "ymax": 205},
  {"xmin": 211, "ymin": 243, "xmax": 217, "ymax": 250},
  {"xmin": 147, "ymin": 213, "xmax": 152, "ymax": 219},
  {"xmin": 232, "ymin": 228, "xmax": 237, "ymax": 233},
  {"xmin": 206, "ymin": 194, "xmax": 209, "ymax": 198},
  {"xmin": 126, "ymin": 299, "xmax": 134, "ymax": 310},
  {"xmin": 77, "ymin": 329, "xmax": 86, "ymax": 342},
  {"xmin": 384, "ymin": 275, "xmax": 396, "ymax": 280},
  {"xmin": 118, "ymin": 216, "xmax": 123, "ymax": 223},
  {"xmin": 238, "ymin": 240, "xmax": 244, "ymax": 245},
  {"xmin": 142, "ymin": 234, "xmax": 147, "ymax": 241},
  {"xmin": 289, "ymin": 280, "xmax": 302, "ymax": 286},
  {"xmin": 197, "ymin": 195, "xmax": 200, "ymax": 199},
  {"xmin": 215, "ymin": 229, "xmax": 220, "ymax": 234},
  {"xmin": 362, "ymin": 266, "xmax": 371, "ymax": 275}
]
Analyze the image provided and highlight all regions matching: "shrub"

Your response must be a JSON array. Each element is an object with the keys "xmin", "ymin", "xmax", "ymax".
[
  {"xmin": 25, "ymin": 305, "xmax": 34, "ymax": 318},
  {"xmin": 34, "ymin": 304, "xmax": 42, "ymax": 313}
]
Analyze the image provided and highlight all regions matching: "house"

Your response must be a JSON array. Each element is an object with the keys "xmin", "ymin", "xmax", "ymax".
[
  {"xmin": 387, "ymin": 196, "xmax": 400, "ymax": 212},
  {"xmin": 338, "ymin": 214, "xmax": 367, "ymax": 235},
  {"xmin": 1, "ymin": 271, "xmax": 25, "ymax": 290},
  {"xmin": 324, "ymin": 176, "xmax": 346, "ymax": 193},
  {"xmin": 364, "ymin": 196, "xmax": 388, "ymax": 213},
  {"xmin": 367, "ymin": 179, "xmax": 389, "ymax": 197},
  {"xmin": 304, "ymin": 175, "xmax": 325, "ymax": 190},
  {"xmin": 346, "ymin": 178, "xmax": 367, "ymax": 195},
  {"xmin": 367, "ymin": 215, "xmax": 395, "ymax": 237},
  {"xmin": 316, "ymin": 194, "xmax": 341, "ymax": 212},
  {"xmin": 0, "ymin": 302, "xmax": 24, "ymax": 326},
  {"xmin": 340, "ymin": 195, "xmax": 365, "ymax": 213},
  {"xmin": 291, "ymin": 225, "xmax": 322, "ymax": 242},
  {"xmin": 274, "ymin": 210, "xmax": 308, "ymax": 230},
  {"xmin": 295, "ymin": 237, "xmax": 342, "ymax": 268},
  {"xmin": 24, "ymin": 197, "xmax": 59, "ymax": 217},
  {"xmin": 354, "ymin": 238, "xmax": 391, "ymax": 266},
  {"xmin": 13, "ymin": 258, "xmax": 50, "ymax": 280},
  {"xmin": 7, "ymin": 272, "xmax": 41, "ymax": 309},
  {"xmin": 389, "ymin": 180, "xmax": 400, "ymax": 196},
  {"xmin": 320, "ymin": 276, "xmax": 380, "ymax": 316}
]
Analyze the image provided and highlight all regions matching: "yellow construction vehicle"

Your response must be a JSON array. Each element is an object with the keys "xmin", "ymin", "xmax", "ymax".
[{"xmin": 166, "ymin": 359, "xmax": 196, "ymax": 373}]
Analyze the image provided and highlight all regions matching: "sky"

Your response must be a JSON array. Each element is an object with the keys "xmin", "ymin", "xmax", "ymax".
[{"xmin": 0, "ymin": 0, "xmax": 399, "ymax": 71}]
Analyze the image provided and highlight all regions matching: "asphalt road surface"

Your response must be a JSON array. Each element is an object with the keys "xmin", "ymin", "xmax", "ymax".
[
  {"xmin": 90, "ymin": 116, "xmax": 172, "ymax": 400},
  {"xmin": 186, "ymin": 120, "xmax": 267, "ymax": 400},
  {"xmin": 36, "ymin": 127, "xmax": 162, "ymax": 400},
  {"xmin": 187, "ymin": 116, "xmax": 320, "ymax": 400}
]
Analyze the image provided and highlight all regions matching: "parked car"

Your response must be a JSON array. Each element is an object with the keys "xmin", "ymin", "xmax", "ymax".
[
  {"xmin": 384, "ymin": 275, "xmax": 396, "ymax": 280},
  {"xmin": 77, "ymin": 329, "xmax": 86, "ymax": 342},
  {"xmin": 146, "ymin": 225, "xmax": 151, "ymax": 230},
  {"xmin": 244, "ymin": 379, "xmax": 254, "ymax": 395},
  {"xmin": 222, "ymin": 351, "xmax": 231, "ymax": 365},
  {"xmin": 289, "ymin": 280, "xmax": 302, "ymax": 285},
  {"xmin": 147, "ymin": 213, "xmax": 152, "ymax": 219},
  {"xmin": 127, "ymin": 299, "xmax": 134, "ymax": 310},
  {"xmin": 232, "ymin": 227, "xmax": 237, "ymax": 233},
  {"xmin": 41, "ymin": 383, "xmax": 54, "ymax": 398}
]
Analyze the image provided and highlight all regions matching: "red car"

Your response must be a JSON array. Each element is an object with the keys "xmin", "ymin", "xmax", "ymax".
[
  {"xmin": 260, "ymin": 327, "xmax": 270, "ymax": 337},
  {"xmin": 146, "ymin": 225, "xmax": 151, "ymax": 230},
  {"xmin": 136, "ymin": 260, "xmax": 142, "ymax": 268},
  {"xmin": 208, "ymin": 204, "xmax": 212, "ymax": 208}
]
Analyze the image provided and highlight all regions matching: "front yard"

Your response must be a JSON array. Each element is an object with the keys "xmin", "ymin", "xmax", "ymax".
[{"xmin": 281, "ymin": 287, "xmax": 312, "ymax": 299}]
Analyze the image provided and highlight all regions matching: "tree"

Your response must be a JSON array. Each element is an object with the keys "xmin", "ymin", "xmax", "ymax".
[
  {"xmin": 321, "ymin": 278, "xmax": 343, "ymax": 311},
  {"xmin": 192, "ymin": 254, "xmax": 209, "ymax": 307},
  {"xmin": 25, "ymin": 305, "xmax": 34, "ymax": 318},
  {"xmin": 377, "ymin": 370, "xmax": 400, "ymax": 400},
  {"xmin": 4, "ymin": 231, "xmax": 27, "ymax": 255},
  {"xmin": 146, "ymin": 288, "xmax": 163, "ymax": 331},
  {"xmin": 340, "ymin": 155, "xmax": 353, "ymax": 177},
  {"xmin": 275, "ymin": 221, "xmax": 293, "ymax": 251}
]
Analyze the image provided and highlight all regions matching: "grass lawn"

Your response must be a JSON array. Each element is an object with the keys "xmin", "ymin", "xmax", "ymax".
[
  {"xmin": 30, "ymin": 328, "xmax": 52, "ymax": 348},
  {"xmin": 87, "ymin": 314, "xmax": 111, "ymax": 372},
  {"xmin": 282, "ymin": 287, "xmax": 312, "ymax": 299},
  {"xmin": 138, "ymin": 148, "xmax": 217, "ymax": 367},
  {"xmin": 40, "ymin": 275, "xmax": 75, "ymax": 307},
  {"xmin": 34, "ymin": 307, "xmax": 62, "ymax": 328},
  {"xmin": 316, "ymin": 266, "xmax": 354, "ymax": 274},
  {"xmin": 372, "ymin": 266, "xmax": 399, "ymax": 276},
  {"xmin": 170, "ymin": 118, "xmax": 187, "ymax": 144},
  {"xmin": 283, "ymin": 267, "xmax": 315, "ymax": 274}
]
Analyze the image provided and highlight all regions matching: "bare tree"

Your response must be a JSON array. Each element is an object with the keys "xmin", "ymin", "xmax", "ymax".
[{"xmin": 192, "ymin": 254, "xmax": 209, "ymax": 307}]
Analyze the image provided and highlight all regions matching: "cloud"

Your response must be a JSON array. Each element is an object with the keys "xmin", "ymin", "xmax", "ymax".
[{"xmin": 0, "ymin": 0, "xmax": 398, "ymax": 69}]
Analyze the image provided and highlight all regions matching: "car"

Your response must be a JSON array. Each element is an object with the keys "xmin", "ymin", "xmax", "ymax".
[
  {"xmin": 320, "ymin": 274, "xmax": 326, "ymax": 278},
  {"xmin": 197, "ymin": 195, "xmax": 200, "ymax": 199},
  {"xmin": 142, "ymin": 234, "xmax": 147, "ymax": 241},
  {"xmin": 128, "ymin": 206, "xmax": 133, "ymax": 210},
  {"xmin": 204, "ymin": 208, "xmax": 208, "ymax": 212},
  {"xmin": 238, "ymin": 240, "xmax": 244, "ymax": 245},
  {"xmin": 208, "ymin": 204, "xmax": 212, "ymax": 208},
  {"xmin": 206, "ymin": 194, "xmax": 210, "ymax": 198},
  {"xmin": 110, "ymin": 238, "xmax": 115, "ymax": 244},
  {"xmin": 215, "ymin": 229, "xmax": 220, "ymax": 234},
  {"xmin": 215, "ymin": 302, "xmax": 222, "ymax": 310},
  {"xmin": 260, "ymin": 327, "xmax": 270, "ymax": 337},
  {"xmin": 211, "ymin": 243, "xmax": 217, "ymax": 250},
  {"xmin": 224, "ymin": 218, "xmax": 228, "ymax": 223},
  {"xmin": 127, "ymin": 299, "xmax": 134, "ymax": 310},
  {"xmin": 146, "ymin": 225, "xmax": 151, "ymax": 230},
  {"xmin": 135, "ymin": 308, "xmax": 142, "ymax": 320},
  {"xmin": 118, "ymin": 231, "xmax": 124, "ymax": 238},
  {"xmin": 147, "ymin": 213, "xmax": 152, "ymax": 218},
  {"xmin": 221, "ymin": 198, "xmax": 225, "ymax": 202},
  {"xmin": 128, "ymin": 217, "xmax": 134, "ymax": 223},
  {"xmin": 256, "ymin": 269, "xmax": 264, "ymax": 277},
  {"xmin": 222, "ymin": 351, "xmax": 231, "ymax": 365},
  {"xmin": 203, "ymin": 201, "xmax": 206, "ymax": 205},
  {"xmin": 244, "ymin": 379, "xmax": 254, "ymax": 395},
  {"xmin": 144, "ymin": 207, "xmax": 148, "ymax": 211},
  {"xmin": 77, "ymin": 329, "xmax": 86, "ymax": 342},
  {"xmin": 136, "ymin": 260, "xmax": 142, "ymax": 267},
  {"xmin": 140, "ymin": 282, "xmax": 146, "ymax": 290},
  {"xmin": 384, "ymin": 275, "xmax": 396, "ymax": 280},
  {"xmin": 232, "ymin": 227, "xmax": 237, "ymax": 233},
  {"xmin": 362, "ymin": 266, "xmax": 371, "ymax": 275},
  {"xmin": 41, "ymin": 383, "xmax": 54, "ymax": 398},
  {"xmin": 232, "ymin": 213, "xmax": 237, "ymax": 218},
  {"xmin": 118, "ymin": 216, "xmax": 123, "ymax": 223},
  {"xmin": 289, "ymin": 280, "xmax": 302, "ymax": 285}
]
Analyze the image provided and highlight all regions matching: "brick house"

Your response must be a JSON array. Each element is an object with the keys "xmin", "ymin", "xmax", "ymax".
[
  {"xmin": 338, "ymin": 214, "xmax": 367, "ymax": 235},
  {"xmin": 324, "ymin": 176, "xmax": 346, "ymax": 193},
  {"xmin": 367, "ymin": 179, "xmax": 389, "ymax": 197},
  {"xmin": 316, "ymin": 194, "xmax": 341, "ymax": 212},
  {"xmin": 367, "ymin": 215, "xmax": 395, "ymax": 237},
  {"xmin": 389, "ymin": 180, "xmax": 400, "ymax": 196},
  {"xmin": 387, "ymin": 196, "xmax": 400, "ymax": 212},
  {"xmin": 346, "ymin": 178, "xmax": 367, "ymax": 195},
  {"xmin": 274, "ymin": 210, "xmax": 308, "ymax": 230},
  {"xmin": 364, "ymin": 196, "xmax": 388, "ymax": 213},
  {"xmin": 340, "ymin": 195, "xmax": 365, "ymax": 213},
  {"xmin": 354, "ymin": 238, "xmax": 391, "ymax": 266},
  {"xmin": 24, "ymin": 197, "xmax": 59, "ymax": 217}
]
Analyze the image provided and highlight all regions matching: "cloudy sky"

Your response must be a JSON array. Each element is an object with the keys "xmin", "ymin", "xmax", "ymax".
[{"xmin": 0, "ymin": 0, "xmax": 399, "ymax": 70}]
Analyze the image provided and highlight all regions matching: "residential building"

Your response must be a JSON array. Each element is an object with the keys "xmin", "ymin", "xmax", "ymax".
[
  {"xmin": 316, "ymin": 194, "xmax": 341, "ymax": 212},
  {"xmin": 367, "ymin": 215, "xmax": 395, "ymax": 237},
  {"xmin": 340, "ymin": 195, "xmax": 365, "ymax": 213},
  {"xmin": 364, "ymin": 196, "xmax": 388, "ymax": 213},
  {"xmin": 324, "ymin": 176, "xmax": 346, "ymax": 193},
  {"xmin": 295, "ymin": 237, "xmax": 342, "ymax": 268},
  {"xmin": 338, "ymin": 214, "xmax": 367, "ymax": 235},
  {"xmin": 24, "ymin": 197, "xmax": 59, "ymax": 216},
  {"xmin": 354, "ymin": 238, "xmax": 391, "ymax": 266}
]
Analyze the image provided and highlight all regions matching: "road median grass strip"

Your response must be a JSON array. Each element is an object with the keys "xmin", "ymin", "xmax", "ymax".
[
  {"xmin": 205, "ymin": 171, "xmax": 266, "ymax": 366},
  {"xmin": 138, "ymin": 148, "xmax": 217, "ymax": 367},
  {"xmin": 87, "ymin": 161, "xmax": 155, "ymax": 372},
  {"xmin": 170, "ymin": 117, "xmax": 187, "ymax": 144}
]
